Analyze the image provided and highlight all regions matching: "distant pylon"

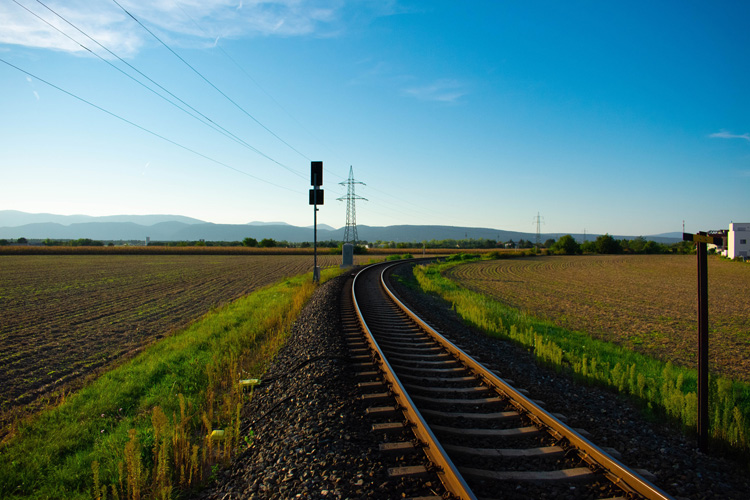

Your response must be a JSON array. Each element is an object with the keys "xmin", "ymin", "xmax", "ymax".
[
  {"xmin": 533, "ymin": 212, "xmax": 545, "ymax": 248},
  {"xmin": 337, "ymin": 166, "xmax": 367, "ymax": 245}
]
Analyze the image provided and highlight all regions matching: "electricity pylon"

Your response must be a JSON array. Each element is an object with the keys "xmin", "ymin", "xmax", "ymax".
[
  {"xmin": 533, "ymin": 212, "xmax": 545, "ymax": 248},
  {"xmin": 337, "ymin": 166, "xmax": 367, "ymax": 245}
]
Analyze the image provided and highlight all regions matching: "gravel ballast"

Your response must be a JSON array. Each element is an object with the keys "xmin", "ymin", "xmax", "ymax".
[
  {"xmin": 195, "ymin": 272, "xmax": 443, "ymax": 500},
  {"xmin": 196, "ymin": 264, "xmax": 749, "ymax": 499}
]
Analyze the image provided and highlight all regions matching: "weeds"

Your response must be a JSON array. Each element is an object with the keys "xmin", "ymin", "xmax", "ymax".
[
  {"xmin": 413, "ymin": 260, "xmax": 750, "ymax": 456},
  {"xmin": 0, "ymin": 267, "xmax": 342, "ymax": 499}
]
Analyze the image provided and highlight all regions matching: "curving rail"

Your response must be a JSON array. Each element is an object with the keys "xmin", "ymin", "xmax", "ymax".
[{"xmin": 349, "ymin": 260, "xmax": 675, "ymax": 500}]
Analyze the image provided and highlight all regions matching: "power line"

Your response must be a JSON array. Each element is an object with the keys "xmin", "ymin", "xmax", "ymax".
[
  {"xmin": 174, "ymin": 3, "xmax": 337, "ymax": 165},
  {"xmin": 22, "ymin": 0, "xmax": 304, "ymax": 180},
  {"xmin": 1, "ymin": 58, "xmax": 301, "ymax": 194},
  {"xmin": 111, "ymin": 0, "xmax": 311, "ymax": 162}
]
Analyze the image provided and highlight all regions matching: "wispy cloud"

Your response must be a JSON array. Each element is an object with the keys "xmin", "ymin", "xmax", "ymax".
[
  {"xmin": 402, "ymin": 79, "xmax": 467, "ymax": 103},
  {"xmin": 709, "ymin": 130, "xmax": 750, "ymax": 142},
  {"xmin": 0, "ymin": 0, "xmax": 353, "ymax": 57},
  {"xmin": 25, "ymin": 75, "xmax": 39, "ymax": 100}
]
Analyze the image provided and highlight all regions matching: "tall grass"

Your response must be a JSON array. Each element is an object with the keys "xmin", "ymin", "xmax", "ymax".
[
  {"xmin": 413, "ymin": 261, "xmax": 750, "ymax": 455},
  {"xmin": 0, "ymin": 267, "xmax": 343, "ymax": 499}
]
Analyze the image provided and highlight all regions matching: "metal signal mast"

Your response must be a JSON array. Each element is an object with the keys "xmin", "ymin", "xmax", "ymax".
[{"xmin": 337, "ymin": 166, "xmax": 367, "ymax": 245}]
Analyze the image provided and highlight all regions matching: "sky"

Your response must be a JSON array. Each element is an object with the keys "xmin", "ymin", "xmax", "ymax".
[{"xmin": 1, "ymin": 0, "xmax": 748, "ymax": 237}]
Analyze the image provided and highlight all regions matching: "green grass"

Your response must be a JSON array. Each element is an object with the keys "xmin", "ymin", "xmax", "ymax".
[
  {"xmin": 412, "ymin": 260, "xmax": 750, "ymax": 456},
  {"xmin": 0, "ymin": 267, "xmax": 343, "ymax": 499}
]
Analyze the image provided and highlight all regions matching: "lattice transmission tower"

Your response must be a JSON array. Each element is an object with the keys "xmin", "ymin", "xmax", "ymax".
[
  {"xmin": 337, "ymin": 166, "xmax": 367, "ymax": 244},
  {"xmin": 533, "ymin": 212, "xmax": 545, "ymax": 248}
]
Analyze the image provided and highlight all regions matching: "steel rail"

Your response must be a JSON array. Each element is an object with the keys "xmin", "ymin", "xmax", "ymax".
[
  {"xmin": 378, "ymin": 262, "xmax": 675, "ymax": 500},
  {"xmin": 351, "ymin": 262, "xmax": 477, "ymax": 500}
]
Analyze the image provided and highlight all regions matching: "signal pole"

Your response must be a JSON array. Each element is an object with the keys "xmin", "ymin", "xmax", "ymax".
[{"xmin": 310, "ymin": 161, "xmax": 324, "ymax": 282}]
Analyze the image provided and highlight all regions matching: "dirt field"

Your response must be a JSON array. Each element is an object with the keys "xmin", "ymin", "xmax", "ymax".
[
  {"xmin": 0, "ymin": 254, "xmax": 370, "ymax": 429},
  {"xmin": 446, "ymin": 255, "xmax": 750, "ymax": 382}
]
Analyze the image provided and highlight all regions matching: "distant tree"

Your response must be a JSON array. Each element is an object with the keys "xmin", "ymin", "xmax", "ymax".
[
  {"xmin": 300, "ymin": 241, "xmax": 311, "ymax": 248},
  {"xmin": 642, "ymin": 240, "xmax": 666, "ymax": 254},
  {"xmin": 595, "ymin": 234, "xmax": 621, "ymax": 254},
  {"xmin": 517, "ymin": 239, "xmax": 533, "ymax": 249},
  {"xmin": 0, "ymin": 239, "xmax": 9, "ymax": 246},
  {"xmin": 16, "ymin": 237, "xmax": 28, "ymax": 244},
  {"xmin": 551, "ymin": 235, "xmax": 580, "ymax": 255},
  {"xmin": 243, "ymin": 237, "xmax": 258, "ymax": 247},
  {"xmin": 581, "ymin": 240, "xmax": 596, "ymax": 253},
  {"xmin": 628, "ymin": 236, "xmax": 647, "ymax": 253},
  {"xmin": 543, "ymin": 238, "xmax": 556, "ymax": 248},
  {"xmin": 258, "ymin": 238, "xmax": 277, "ymax": 248},
  {"xmin": 670, "ymin": 240, "xmax": 695, "ymax": 255},
  {"xmin": 71, "ymin": 238, "xmax": 104, "ymax": 246}
]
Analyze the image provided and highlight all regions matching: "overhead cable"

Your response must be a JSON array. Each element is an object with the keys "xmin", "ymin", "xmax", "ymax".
[
  {"xmin": 0, "ymin": 58, "xmax": 301, "ymax": 194},
  {"xmin": 111, "ymin": 0, "xmax": 311, "ymax": 162},
  {"xmin": 21, "ymin": 0, "xmax": 304, "ymax": 180},
  {"xmin": 174, "ymin": 3, "xmax": 339, "ymax": 173}
]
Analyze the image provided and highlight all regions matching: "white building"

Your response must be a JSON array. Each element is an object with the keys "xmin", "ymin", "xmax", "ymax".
[{"xmin": 725, "ymin": 223, "xmax": 750, "ymax": 259}]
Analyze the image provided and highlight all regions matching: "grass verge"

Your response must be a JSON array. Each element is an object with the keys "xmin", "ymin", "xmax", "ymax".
[
  {"xmin": 0, "ymin": 267, "xmax": 343, "ymax": 499},
  {"xmin": 412, "ymin": 259, "xmax": 750, "ymax": 457}
]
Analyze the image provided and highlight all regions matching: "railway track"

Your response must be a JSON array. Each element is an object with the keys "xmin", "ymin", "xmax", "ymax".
[{"xmin": 343, "ymin": 260, "xmax": 674, "ymax": 500}]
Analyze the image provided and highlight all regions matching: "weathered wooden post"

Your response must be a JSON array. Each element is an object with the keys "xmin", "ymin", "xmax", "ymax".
[{"xmin": 683, "ymin": 231, "xmax": 722, "ymax": 451}]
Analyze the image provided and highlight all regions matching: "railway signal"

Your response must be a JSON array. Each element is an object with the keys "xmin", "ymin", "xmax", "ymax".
[
  {"xmin": 310, "ymin": 161, "xmax": 324, "ymax": 282},
  {"xmin": 683, "ymin": 231, "xmax": 723, "ymax": 451}
]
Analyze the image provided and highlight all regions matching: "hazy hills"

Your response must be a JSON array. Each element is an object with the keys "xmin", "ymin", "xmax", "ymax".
[
  {"xmin": 0, "ymin": 210, "xmax": 204, "ymax": 227},
  {"xmin": 0, "ymin": 211, "xmax": 680, "ymax": 244}
]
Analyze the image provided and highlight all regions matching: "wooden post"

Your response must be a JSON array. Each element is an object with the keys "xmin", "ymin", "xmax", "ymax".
[
  {"xmin": 683, "ymin": 231, "xmax": 716, "ymax": 451},
  {"xmin": 696, "ymin": 233, "xmax": 709, "ymax": 451}
]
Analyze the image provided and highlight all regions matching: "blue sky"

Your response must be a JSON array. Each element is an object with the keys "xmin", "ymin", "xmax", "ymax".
[{"xmin": 1, "ymin": 1, "xmax": 748, "ymax": 236}]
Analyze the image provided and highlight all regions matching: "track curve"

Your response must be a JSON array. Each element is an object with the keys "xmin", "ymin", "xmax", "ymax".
[{"xmin": 350, "ymin": 260, "xmax": 675, "ymax": 500}]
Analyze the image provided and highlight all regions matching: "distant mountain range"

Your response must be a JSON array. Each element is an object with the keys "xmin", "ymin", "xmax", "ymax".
[{"xmin": 0, "ymin": 210, "xmax": 681, "ymax": 244}]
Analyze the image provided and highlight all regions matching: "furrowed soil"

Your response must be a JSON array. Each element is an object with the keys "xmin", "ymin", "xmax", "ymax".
[
  {"xmin": 446, "ymin": 254, "xmax": 750, "ymax": 382},
  {"xmin": 0, "ymin": 254, "xmax": 370, "ymax": 435}
]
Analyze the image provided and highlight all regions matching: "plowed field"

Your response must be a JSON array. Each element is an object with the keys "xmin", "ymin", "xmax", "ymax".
[
  {"xmin": 0, "ymin": 254, "xmax": 367, "ymax": 429},
  {"xmin": 446, "ymin": 255, "xmax": 750, "ymax": 382}
]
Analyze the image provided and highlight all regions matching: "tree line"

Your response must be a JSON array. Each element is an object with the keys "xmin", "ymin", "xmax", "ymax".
[
  {"xmin": 548, "ymin": 234, "xmax": 694, "ymax": 255},
  {"xmin": 1, "ymin": 235, "xmax": 694, "ymax": 255}
]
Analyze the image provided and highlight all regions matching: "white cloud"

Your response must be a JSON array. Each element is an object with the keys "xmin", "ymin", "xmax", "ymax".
[
  {"xmin": 0, "ymin": 0, "xmax": 349, "ymax": 57},
  {"xmin": 402, "ymin": 79, "xmax": 467, "ymax": 103},
  {"xmin": 709, "ymin": 130, "xmax": 750, "ymax": 142}
]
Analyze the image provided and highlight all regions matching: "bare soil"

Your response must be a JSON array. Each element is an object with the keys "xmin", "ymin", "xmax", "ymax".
[
  {"xmin": 445, "ymin": 255, "xmax": 750, "ymax": 382},
  {"xmin": 0, "ymin": 254, "xmax": 370, "ymax": 435}
]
